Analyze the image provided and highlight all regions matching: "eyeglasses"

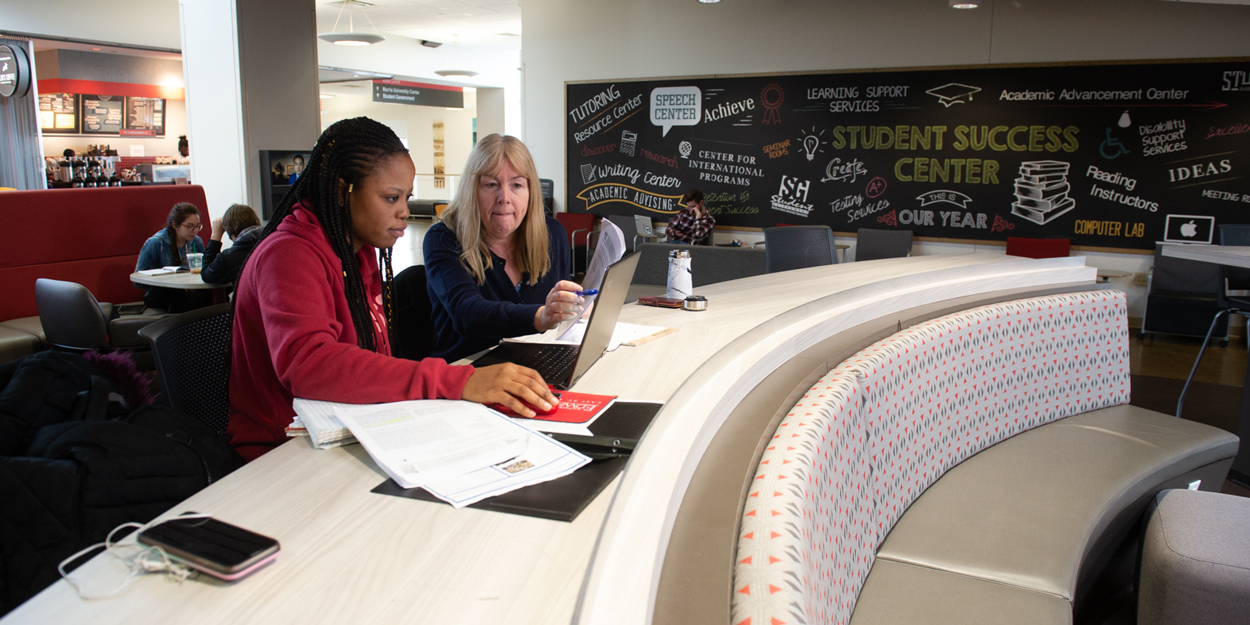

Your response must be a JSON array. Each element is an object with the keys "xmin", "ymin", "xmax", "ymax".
[{"xmin": 180, "ymin": 222, "xmax": 203, "ymax": 231}]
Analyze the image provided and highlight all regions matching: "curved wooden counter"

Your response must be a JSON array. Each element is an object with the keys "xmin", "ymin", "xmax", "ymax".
[{"xmin": 2, "ymin": 254, "xmax": 1094, "ymax": 625}]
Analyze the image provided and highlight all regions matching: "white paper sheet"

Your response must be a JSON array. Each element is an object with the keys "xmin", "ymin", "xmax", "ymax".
[
  {"xmin": 334, "ymin": 400, "xmax": 529, "ymax": 489},
  {"xmin": 556, "ymin": 219, "xmax": 626, "ymax": 340},
  {"xmin": 420, "ymin": 431, "xmax": 591, "ymax": 508},
  {"xmin": 136, "ymin": 266, "xmax": 182, "ymax": 276},
  {"xmin": 507, "ymin": 321, "xmax": 670, "ymax": 353}
]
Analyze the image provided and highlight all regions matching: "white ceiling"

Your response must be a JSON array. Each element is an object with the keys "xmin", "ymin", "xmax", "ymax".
[{"xmin": 315, "ymin": 0, "xmax": 522, "ymax": 50}]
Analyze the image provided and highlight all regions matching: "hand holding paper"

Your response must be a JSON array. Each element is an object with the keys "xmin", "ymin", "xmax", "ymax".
[{"xmin": 556, "ymin": 218, "xmax": 626, "ymax": 339}]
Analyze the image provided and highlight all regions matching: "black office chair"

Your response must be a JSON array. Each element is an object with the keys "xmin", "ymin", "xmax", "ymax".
[
  {"xmin": 855, "ymin": 228, "xmax": 913, "ymax": 261},
  {"xmin": 1140, "ymin": 244, "xmax": 1229, "ymax": 343},
  {"xmin": 1219, "ymin": 224, "xmax": 1250, "ymax": 298},
  {"xmin": 1176, "ymin": 226, "xmax": 1250, "ymax": 418},
  {"xmin": 392, "ymin": 265, "xmax": 436, "ymax": 361},
  {"xmin": 35, "ymin": 278, "xmax": 167, "ymax": 369},
  {"xmin": 762, "ymin": 225, "xmax": 837, "ymax": 273},
  {"xmin": 138, "ymin": 303, "xmax": 233, "ymax": 433}
]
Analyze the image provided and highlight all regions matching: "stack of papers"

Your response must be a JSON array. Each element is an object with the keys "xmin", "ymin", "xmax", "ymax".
[
  {"xmin": 292, "ymin": 399, "xmax": 590, "ymax": 508},
  {"xmin": 291, "ymin": 400, "xmax": 358, "ymax": 448}
]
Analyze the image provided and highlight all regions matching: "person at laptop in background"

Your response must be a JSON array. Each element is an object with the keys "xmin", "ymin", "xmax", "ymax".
[
  {"xmin": 424, "ymin": 134, "xmax": 585, "ymax": 362},
  {"xmin": 228, "ymin": 118, "xmax": 559, "ymax": 462},
  {"xmin": 664, "ymin": 189, "xmax": 715, "ymax": 245}
]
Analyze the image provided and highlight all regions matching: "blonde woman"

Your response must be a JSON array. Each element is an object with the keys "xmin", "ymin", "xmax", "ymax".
[{"xmin": 424, "ymin": 134, "xmax": 583, "ymax": 363}]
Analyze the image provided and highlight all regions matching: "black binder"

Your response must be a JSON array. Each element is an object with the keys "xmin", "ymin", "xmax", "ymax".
[{"xmin": 372, "ymin": 401, "xmax": 663, "ymax": 522}]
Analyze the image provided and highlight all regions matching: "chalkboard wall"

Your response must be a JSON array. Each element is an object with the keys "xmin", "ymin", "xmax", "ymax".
[{"xmin": 565, "ymin": 59, "xmax": 1250, "ymax": 251}]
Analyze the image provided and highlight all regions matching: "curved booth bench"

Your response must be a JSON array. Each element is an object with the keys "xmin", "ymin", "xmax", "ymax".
[
  {"xmin": 730, "ymin": 291, "xmax": 1238, "ymax": 625},
  {"xmin": 9, "ymin": 254, "xmax": 1188, "ymax": 625}
]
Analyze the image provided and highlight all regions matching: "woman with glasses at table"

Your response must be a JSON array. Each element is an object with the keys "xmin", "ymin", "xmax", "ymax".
[{"xmin": 134, "ymin": 201, "xmax": 210, "ymax": 312}]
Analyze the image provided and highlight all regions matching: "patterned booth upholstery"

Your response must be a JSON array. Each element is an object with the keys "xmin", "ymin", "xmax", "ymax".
[{"xmin": 733, "ymin": 290, "xmax": 1132, "ymax": 625}]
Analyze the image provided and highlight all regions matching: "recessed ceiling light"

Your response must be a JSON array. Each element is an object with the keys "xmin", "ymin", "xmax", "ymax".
[
  {"xmin": 698, "ymin": 0, "xmax": 721, "ymax": 3},
  {"xmin": 950, "ymin": 0, "xmax": 981, "ymax": 7},
  {"xmin": 435, "ymin": 70, "xmax": 479, "ymax": 79}
]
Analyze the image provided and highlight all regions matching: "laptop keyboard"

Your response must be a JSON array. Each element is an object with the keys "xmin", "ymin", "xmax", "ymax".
[{"xmin": 529, "ymin": 345, "xmax": 578, "ymax": 383}]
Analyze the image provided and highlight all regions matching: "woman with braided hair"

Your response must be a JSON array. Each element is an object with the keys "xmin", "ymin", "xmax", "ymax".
[{"xmin": 227, "ymin": 117, "xmax": 559, "ymax": 461}]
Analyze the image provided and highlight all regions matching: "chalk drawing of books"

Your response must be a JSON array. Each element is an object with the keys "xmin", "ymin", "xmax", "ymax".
[{"xmin": 1012, "ymin": 160, "xmax": 1075, "ymax": 225}]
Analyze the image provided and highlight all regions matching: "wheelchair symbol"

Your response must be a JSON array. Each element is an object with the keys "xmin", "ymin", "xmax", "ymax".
[{"xmin": 1100, "ymin": 128, "xmax": 1130, "ymax": 159}]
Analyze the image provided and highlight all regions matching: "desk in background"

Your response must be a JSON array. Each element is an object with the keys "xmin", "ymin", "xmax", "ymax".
[
  {"xmin": 1160, "ymin": 243, "xmax": 1250, "ymax": 487},
  {"xmin": 6, "ymin": 255, "xmax": 1096, "ymax": 625}
]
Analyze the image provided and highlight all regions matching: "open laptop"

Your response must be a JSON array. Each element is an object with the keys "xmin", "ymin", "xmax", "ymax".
[{"xmin": 472, "ymin": 251, "xmax": 641, "ymax": 390}]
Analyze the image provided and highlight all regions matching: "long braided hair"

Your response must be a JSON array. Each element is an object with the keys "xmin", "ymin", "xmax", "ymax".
[{"xmin": 260, "ymin": 117, "xmax": 407, "ymax": 353}]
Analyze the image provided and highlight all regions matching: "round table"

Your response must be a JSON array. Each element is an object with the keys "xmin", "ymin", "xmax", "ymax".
[{"xmin": 129, "ymin": 271, "xmax": 231, "ymax": 290}]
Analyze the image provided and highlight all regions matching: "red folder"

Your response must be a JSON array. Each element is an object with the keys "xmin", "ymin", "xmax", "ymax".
[{"xmin": 494, "ymin": 391, "xmax": 616, "ymax": 424}]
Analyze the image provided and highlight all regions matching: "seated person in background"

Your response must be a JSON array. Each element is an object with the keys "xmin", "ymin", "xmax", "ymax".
[
  {"xmin": 228, "ymin": 117, "xmax": 559, "ymax": 461},
  {"xmin": 665, "ymin": 189, "xmax": 716, "ymax": 245},
  {"xmin": 424, "ymin": 134, "xmax": 584, "ymax": 363},
  {"xmin": 135, "ymin": 202, "xmax": 210, "ymax": 312},
  {"xmin": 202, "ymin": 203, "xmax": 262, "ymax": 285}
]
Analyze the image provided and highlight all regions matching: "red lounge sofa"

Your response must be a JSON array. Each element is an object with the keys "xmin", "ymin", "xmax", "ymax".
[{"xmin": 0, "ymin": 185, "xmax": 213, "ymax": 362}]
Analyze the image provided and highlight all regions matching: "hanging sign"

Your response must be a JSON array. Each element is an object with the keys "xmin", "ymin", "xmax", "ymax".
[
  {"xmin": 0, "ymin": 43, "xmax": 32, "ymax": 98},
  {"xmin": 372, "ymin": 79, "xmax": 464, "ymax": 108}
]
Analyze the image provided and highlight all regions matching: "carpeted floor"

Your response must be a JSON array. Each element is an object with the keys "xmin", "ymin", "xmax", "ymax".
[{"xmin": 1129, "ymin": 374, "xmax": 1242, "ymax": 435}]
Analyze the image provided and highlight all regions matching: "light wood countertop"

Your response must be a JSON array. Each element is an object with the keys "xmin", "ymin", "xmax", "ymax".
[{"xmin": 6, "ymin": 254, "xmax": 1095, "ymax": 625}]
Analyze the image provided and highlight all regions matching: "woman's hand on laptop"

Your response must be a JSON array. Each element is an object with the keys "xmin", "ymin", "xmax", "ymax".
[
  {"xmin": 462, "ymin": 363, "xmax": 560, "ymax": 417},
  {"xmin": 534, "ymin": 280, "xmax": 585, "ymax": 332}
]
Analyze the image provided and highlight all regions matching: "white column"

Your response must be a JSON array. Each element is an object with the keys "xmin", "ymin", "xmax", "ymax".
[{"xmin": 179, "ymin": 0, "xmax": 320, "ymax": 217}]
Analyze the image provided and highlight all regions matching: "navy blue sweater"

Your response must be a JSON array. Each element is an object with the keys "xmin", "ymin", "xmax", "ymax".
[{"xmin": 423, "ymin": 218, "xmax": 569, "ymax": 362}]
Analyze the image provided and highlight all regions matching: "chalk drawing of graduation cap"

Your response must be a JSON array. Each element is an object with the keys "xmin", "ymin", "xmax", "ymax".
[{"xmin": 926, "ymin": 83, "xmax": 982, "ymax": 107}]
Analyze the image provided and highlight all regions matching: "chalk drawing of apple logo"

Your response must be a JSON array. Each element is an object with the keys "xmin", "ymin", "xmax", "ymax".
[{"xmin": 1181, "ymin": 221, "xmax": 1198, "ymax": 237}]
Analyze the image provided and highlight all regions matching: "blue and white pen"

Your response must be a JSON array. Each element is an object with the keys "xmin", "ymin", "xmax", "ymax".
[{"xmin": 574, "ymin": 289, "xmax": 598, "ymax": 297}]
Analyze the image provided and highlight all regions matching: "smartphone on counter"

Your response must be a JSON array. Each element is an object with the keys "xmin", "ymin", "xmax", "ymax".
[{"xmin": 137, "ymin": 514, "xmax": 280, "ymax": 581}]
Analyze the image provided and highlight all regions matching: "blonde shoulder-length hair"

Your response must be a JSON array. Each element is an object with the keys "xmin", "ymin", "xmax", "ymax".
[{"xmin": 442, "ymin": 134, "xmax": 550, "ymax": 285}]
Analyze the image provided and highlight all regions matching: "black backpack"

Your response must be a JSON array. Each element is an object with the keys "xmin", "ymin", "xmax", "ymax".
[{"xmin": 0, "ymin": 350, "xmax": 244, "ymax": 614}]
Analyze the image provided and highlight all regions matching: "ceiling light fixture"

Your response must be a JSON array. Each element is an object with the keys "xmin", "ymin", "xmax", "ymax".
[
  {"xmin": 698, "ymin": 0, "xmax": 722, "ymax": 3},
  {"xmin": 949, "ymin": 0, "xmax": 981, "ymax": 7},
  {"xmin": 434, "ymin": 69, "xmax": 479, "ymax": 79},
  {"xmin": 318, "ymin": 0, "xmax": 386, "ymax": 46},
  {"xmin": 421, "ymin": 40, "xmax": 443, "ymax": 48}
]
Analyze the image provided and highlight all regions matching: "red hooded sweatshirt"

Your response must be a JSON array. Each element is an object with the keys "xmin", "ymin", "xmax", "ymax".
[{"xmin": 227, "ymin": 205, "xmax": 474, "ymax": 461}]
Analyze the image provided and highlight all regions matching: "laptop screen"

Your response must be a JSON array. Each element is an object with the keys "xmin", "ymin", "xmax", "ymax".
[{"xmin": 566, "ymin": 251, "xmax": 641, "ymax": 386}]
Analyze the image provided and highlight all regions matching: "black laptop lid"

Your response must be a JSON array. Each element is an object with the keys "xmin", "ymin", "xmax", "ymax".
[{"xmin": 564, "ymin": 251, "xmax": 641, "ymax": 387}]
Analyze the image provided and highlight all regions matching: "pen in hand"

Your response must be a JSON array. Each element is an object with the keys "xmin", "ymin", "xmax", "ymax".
[{"xmin": 574, "ymin": 289, "xmax": 598, "ymax": 297}]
